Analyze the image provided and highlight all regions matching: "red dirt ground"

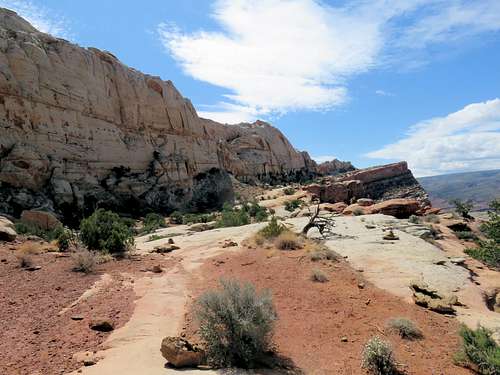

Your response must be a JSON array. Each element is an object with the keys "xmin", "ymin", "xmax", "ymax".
[
  {"xmin": 184, "ymin": 246, "xmax": 473, "ymax": 375},
  {"xmin": 0, "ymin": 241, "xmax": 176, "ymax": 375}
]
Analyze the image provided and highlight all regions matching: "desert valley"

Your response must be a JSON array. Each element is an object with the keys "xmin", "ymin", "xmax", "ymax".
[{"xmin": 0, "ymin": 5, "xmax": 499, "ymax": 375}]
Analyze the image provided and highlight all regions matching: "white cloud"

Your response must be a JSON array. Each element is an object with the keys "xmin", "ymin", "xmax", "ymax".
[
  {"xmin": 0, "ymin": 0, "xmax": 71, "ymax": 39},
  {"xmin": 312, "ymin": 155, "xmax": 337, "ymax": 163},
  {"xmin": 375, "ymin": 89, "xmax": 394, "ymax": 97},
  {"xmin": 367, "ymin": 98, "xmax": 500, "ymax": 177},
  {"xmin": 159, "ymin": 0, "xmax": 500, "ymax": 123}
]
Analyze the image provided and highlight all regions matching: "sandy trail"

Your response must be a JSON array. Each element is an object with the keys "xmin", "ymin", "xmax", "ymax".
[{"xmin": 72, "ymin": 213, "xmax": 498, "ymax": 374}]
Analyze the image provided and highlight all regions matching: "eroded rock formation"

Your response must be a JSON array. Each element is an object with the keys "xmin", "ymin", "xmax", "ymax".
[
  {"xmin": 0, "ymin": 9, "xmax": 315, "ymax": 223},
  {"xmin": 305, "ymin": 162, "xmax": 430, "ymax": 210},
  {"xmin": 317, "ymin": 158, "xmax": 355, "ymax": 176}
]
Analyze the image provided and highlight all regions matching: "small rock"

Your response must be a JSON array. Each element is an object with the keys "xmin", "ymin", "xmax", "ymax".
[
  {"xmin": 26, "ymin": 265, "xmax": 42, "ymax": 271},
  {"xmin": 152, "ymin": 245, "xmax": 179, "ymax": 254},
  {"xmin": 358, "ymin": 282, "xmax": 365, "ymax": 289},
  {"xmin": 151, "ymin": 265, "xmax": 163, "ymax": 273},
  {"xmin": 222, "ymin": 240, "xmax": 238, "ymax": 248},
  {"xmin": 450, "ymin": 257, "xmax": 466, "ymax": 265},
  {"xmin": 383, "ymin": 230, "xmax": 399, "ymax": 241},
  {"xmin": 71, "ymin": 315, "xmax": 84, "ymax": 321},
  {"xmin": 89, "ymin": 318, "xmax": 114, "ymax": 332},
  {"xmin": 160, "ymin": 336, "xmax": 206, "ymax": 368},
  {"xmin": 340, "ymin": 336, "xmax": 348, "ymax": 342},
  {"xmin": 168, "ymin": 238, "xmax": 175, "ymax": 244}
]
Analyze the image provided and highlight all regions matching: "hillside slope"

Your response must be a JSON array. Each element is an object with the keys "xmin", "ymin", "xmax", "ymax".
[{"xmin": 418, "ymin": 169, "xmax": 500, "ymax": 210}]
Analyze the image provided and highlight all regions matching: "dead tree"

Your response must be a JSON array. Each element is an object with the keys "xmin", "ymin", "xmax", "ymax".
[{"xmin": 301, "ymin": 201, "xmax": 336, "ymax": 238}]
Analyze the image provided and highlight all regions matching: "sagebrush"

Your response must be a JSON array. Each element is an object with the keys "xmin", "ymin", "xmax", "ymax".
[
  {"xmin": 362, "ymin": 336, "xmax": 398, "ymax": 375},
  {"xmin": 196, "ymin": 279, "xmax": 277, "ymax": 368},
  {"xmin": 387, "ymin": 318, "xmax": 422, "ymax": 340}
]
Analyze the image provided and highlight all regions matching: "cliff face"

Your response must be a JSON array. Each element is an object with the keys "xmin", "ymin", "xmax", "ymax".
[{"xmin": 0, "ymin": 9, "xmax": 315, "ymax": 222}]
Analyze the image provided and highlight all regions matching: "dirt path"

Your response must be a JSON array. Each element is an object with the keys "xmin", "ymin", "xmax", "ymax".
[{"xmin": 73, "ymin": 223, "xmax": 268, "ymax": 375}]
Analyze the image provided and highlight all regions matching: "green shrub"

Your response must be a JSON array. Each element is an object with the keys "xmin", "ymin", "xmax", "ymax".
[
  {"xmin": 481, "ymin": 199, "xmax": 500, "ymax": 243},
  {"xmin": 15, "ymin": 221, "xmax": 64, "ymax": 241},
  {"xmin": 455, "ymin": 231, "xmax": 478, "ymax": 241},
  {"xmin": 283, "ymin": 187, "xmax": 296, "ymax": 195},
  {"xmin": 169, "ymin": 211, "xmax": 184, "ymax": 224},
  {"xmin": 196, "ymin": 279, "xmax": 277, "ymax": 368},
  {"xmin": 79, "ymin": 209, "xmax": 134, "ymax": 254},
  {"xmin": 57, "ymin": 228, "xmax": 75, "ymax": 251},
  {"xmin": 362, "ymin": 336, "xmax": 398, "ymax": 375},
  {"xmin": 258, "ymin": 217, "xmax": 286, "ymax": 239},
  {"xmin": 451, "ymin": 199, "xmax": 474, "ymax": 219},
  {"xmin": 142, "ymin": 213, "xmax": 166, "ymax": 234},
  {"xmin": 183, "ymin": 213, "xmax": 216, "ymax": 225},
  {"xmin": 465, "ymin": 241, "xmax": 499, "ymax": 269},
  {"xmin": 241, "ymin": 201, "xmax": 268, "ymax": 222},
  {"xmin": 387, "ymin": 318, "xmax": 422, "ymax": 340},
  {"xmin": 455, "ymin": 325, "xmax": 500, "ymax": 375},
  {"xmin": 284, "ymin": 199, "xmax": 301, "ymax": 212},
  {"xmin": 216, "ymin": 204, "xmax": 250, "ymax": 228}
]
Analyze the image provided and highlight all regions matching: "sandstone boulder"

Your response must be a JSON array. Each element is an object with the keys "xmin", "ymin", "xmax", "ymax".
[
  {"xmin": 367, "ymin": 199, "xmax": 420, "ymax": 219},
  {"xmin": 160, "ymin": 336, "xmax": 206, "ymax": 368},
  {"xmin": 357, "ymin": 198, "xmax": 374, "ymax": 207},
  {"xmin": 0, "ymin": 216, "xmax": 17, "ymax": 241},
  {"xmin": 410, "ymin": 281, "xmax": 459, "ymax": 314},
  {"xmin": 342, "ymin": 204, "xmax": 369, "ymax": 216},
  {"xmin": 89, "ymin": 318, "xmax": 114, "ymax": 332},
  {"xmin": 21, "ymin": 210, "xmax": 62, "ymax": 230},
  {"xmin": 320, "ymin": 202, "xmax": 347, "ymax": 213}
]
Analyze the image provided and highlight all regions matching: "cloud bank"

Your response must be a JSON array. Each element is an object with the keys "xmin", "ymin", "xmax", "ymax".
[
  {"xmin": 367, "ymin": 99, "xmax": 500, "ymax": 177},
  {"xmin": 159, "ymin": 0, "xmax": 500, "ymax": 123}
]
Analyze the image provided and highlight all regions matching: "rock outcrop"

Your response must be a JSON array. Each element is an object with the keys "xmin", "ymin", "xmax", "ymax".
[
  {"xmin": 317, "ymin": 158, "xmax": 355, "ymax": 176},
  {"xmin": 305, "ymin": 162, "xmax": 430, "ymax": 211},
  {"xmin": 0, "ymin": 9, "xmax": 315, "ymax": 223},
  {"xmin": 0, "ymin": 215, "xmax": 16, "ymax": 241}
]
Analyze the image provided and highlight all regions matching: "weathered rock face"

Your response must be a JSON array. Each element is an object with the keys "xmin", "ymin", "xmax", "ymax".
[
  {"xmin": 0, "ymin": 9, "xmax": 315, "ymax": 223},
  {"xmin": 306, "ymin": 162, "xmax": 430, "ymax": 210},
  {"xmin": 317, "ymin": 158, "xmax": 355, "ymax": 176}
]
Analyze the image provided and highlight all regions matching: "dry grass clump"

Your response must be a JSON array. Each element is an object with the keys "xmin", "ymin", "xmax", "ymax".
[
  {"xmin": 362, "ymin": 336, "xmax": 398, "ymax": 375},
  {"xmin": 16, "ymin": 252, "xmax": 33, "ymax": 268},
  {"xmin": 311, "ymin": 268, "xmax": 329, "ymax": 283},
  {"xmin": 17, "ymin": 241, "xmax": 48, "ymax": 255},
  {"xmin": 387, "ymin": 318, "xmax": 423, "ymax": 340},
  {"xmin": 72, "ymin": 249, "xmax": 98, "ymax": 274},
  {"xmin": 274, "ymin": 231, "xmax": 302, "ymax": 250}
]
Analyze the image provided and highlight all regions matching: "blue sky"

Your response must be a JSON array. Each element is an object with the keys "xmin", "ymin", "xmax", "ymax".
[{"xmin": 1, "ymin": 0, "xmax": 500, "ymax": 177}]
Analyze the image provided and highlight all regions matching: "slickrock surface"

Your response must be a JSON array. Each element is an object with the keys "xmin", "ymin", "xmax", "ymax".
[{"xmin": 0, "ymin": 8, "xmax": 314, "ymax": 222}]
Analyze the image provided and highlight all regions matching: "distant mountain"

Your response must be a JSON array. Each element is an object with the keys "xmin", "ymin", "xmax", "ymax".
[{"xmin": 418, "ymin": 169, "xmax": 500, "ymax": 210}]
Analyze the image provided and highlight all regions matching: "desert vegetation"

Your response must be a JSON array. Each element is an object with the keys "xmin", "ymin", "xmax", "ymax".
[
  {"xmin": 80, "ymin": 209, "xmax": 134, "ymax": 254},
  {"xmin": 195, "ymin": 279, "xmax": 277, "ymax": 368},
  {"xmin": 362, "ymin": 336, "xmax": 398, "ymax": 375},
  {"xmin": 465, "ymin": 199, "xmax": 500, "ymax": 268},
  {"xmin": 386, "ymin": 318, "xmax": 423, "ymax": 340},
  {"xmin": 454, "ymin": 325, "xmax": 500, "ymax": 374},
  {"xmin": 451, "ymin": 199, "xmax": 474, "ymax": 220}
]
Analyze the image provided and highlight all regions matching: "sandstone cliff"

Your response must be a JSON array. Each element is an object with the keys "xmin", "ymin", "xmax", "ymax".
[
  {"xmin": 306, "ymin": 162, "xmax": 430, "ymax": 208},
  {"xmin": 0, "ymin": 8, "xmax": 315, "ymax": 223}
]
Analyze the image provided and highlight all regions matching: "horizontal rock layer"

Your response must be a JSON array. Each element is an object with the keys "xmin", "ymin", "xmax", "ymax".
[{"xmin": 0, "ymin": 9, "xmax": 315, "ymax": 223}]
